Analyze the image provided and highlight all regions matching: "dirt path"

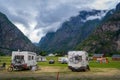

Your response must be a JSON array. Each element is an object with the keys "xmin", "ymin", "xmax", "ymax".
[{"xmin": 0, "ymin": 67, "xmax": 120, "ymax": 80}]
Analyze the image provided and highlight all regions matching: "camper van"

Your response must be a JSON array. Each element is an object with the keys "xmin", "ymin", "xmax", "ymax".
[
  {"xmin": 58, "ymin": 57, "xmax": 68, "ymax": 64},
  {"xmin": 8, "ymin": 51, "xmax": 38, "ymax": 71},
  {"xmin": 68, "ymin": 51, "xmax": 90, "ymax": 71},
  {"xmin": 36, "ymin": 56, "xmax": 47, "ymax": 62}
]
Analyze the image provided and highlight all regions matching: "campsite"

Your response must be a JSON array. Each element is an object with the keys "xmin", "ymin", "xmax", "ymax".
[
  {"xmin": 0, "ymin": 0, "xmax": 120, "ymax": 80},
  {"xmin": 0, "ymin": 55, "xmax": 120, "ymax": 80}
]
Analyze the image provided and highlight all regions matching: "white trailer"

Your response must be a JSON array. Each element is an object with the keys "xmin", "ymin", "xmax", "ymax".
[
  {"xmin": 68, "ymin": 51, "xmax": 90, "ymax": 72},
  {"xmin": 58, "ymin": 57, "xmax": 68, "ymax": 64},
  {"xmin": 36, "ymin": 56, "xmax": 47, "ymax": 62},
  {"xmin": 8, "ymin": 51, "xmax": 38, "ymax": 71}
]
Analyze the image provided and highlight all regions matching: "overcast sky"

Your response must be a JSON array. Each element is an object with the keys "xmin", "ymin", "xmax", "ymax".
[{"xmin": 0, "ymin": 0, "xmax": 119, "ymax": 43}]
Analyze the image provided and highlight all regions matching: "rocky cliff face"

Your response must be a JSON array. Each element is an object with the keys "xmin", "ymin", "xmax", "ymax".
[
  {"xmin": 76, "ymin": 3, "xmax": 120, "ymax": 55},
  {"xmin": 39, "ymin": 10, "xmax": 107, "ymax": 53},
  {"xmin": 0, "ymin": 12, "xmax": 37, "ymax": 55}
]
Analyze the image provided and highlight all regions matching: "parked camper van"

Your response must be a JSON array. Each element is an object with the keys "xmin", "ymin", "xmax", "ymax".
[
  {"xmin": 58, "ymin": 57, "xmax": 68, "ymax": 64},
  {"xmin": 8, "ymin": 51, "xmax": 38, "ymax": 71},
  {"xmin": 68, "ymin": 51, "xmax": 90, "ymax": 71},
  {"xmin": 36, "ymin": 56, "xmax": 47, "ymax": 62}
]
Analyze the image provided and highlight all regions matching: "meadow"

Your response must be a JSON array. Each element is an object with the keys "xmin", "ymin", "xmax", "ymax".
[
  {"xmin": 0, "ymin": 56, "xmax": 120, "ymax": 68},
  {"xmin": 0, "ymin": 56, "xmax": 120, "ymax": 80}
]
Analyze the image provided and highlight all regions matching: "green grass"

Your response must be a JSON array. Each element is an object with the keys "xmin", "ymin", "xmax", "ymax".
[
  {"xmin": 38, "ymin": 61, "xmax": 67, "ymax": 67},
  {"xmin": 0, "ymin": 56, "xmax": 120, "ymax": 80},
  {"xmin": 89, "ymin": 61, "xmax": 120, "ymax": 69},
  {"xmin": 89, "ymin": 57, "xmax": 120, "ymax": 69},
  {"xmin": 0, "ymin": 56, "xmax": 120, "ymax": 69},
  {"xmin": 31, "ymin": 56, "xmax": 120, "ymax": 69},
  {"xmin": 38, "ymin": 56, "xmax": 67, "ymax": 67},
  {"xmin": 0, "ymin": 56, "xmax": 11, "ymax": 65}
]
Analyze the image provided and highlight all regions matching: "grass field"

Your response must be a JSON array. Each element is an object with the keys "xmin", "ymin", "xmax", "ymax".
[
  {"xmin": 1, "ymin": 56, "xmax": 120, "ymax": 68},
  {"xmin": 0, "ymin": 56, "xmax": 120, "ymax": 80}
]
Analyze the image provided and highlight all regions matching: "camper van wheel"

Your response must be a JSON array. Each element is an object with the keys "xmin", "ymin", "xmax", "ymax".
[
  {"xmin": 87, "ymin": 65, "xmax": 90, "ymax": 71},
  {"xmin": 7, "ymin": 67, "xmax": 13, "ymax": 72},
  {"xmin": 82, "ymin": 68, "xmax": 86, "ymax": 72},
  {"xmin": 71, "ymin": 68, "xmax": 76, "ymax": 72},
  {"xmin": 71, "ymin": 69, "xmax": 74, "ymax": 72}
]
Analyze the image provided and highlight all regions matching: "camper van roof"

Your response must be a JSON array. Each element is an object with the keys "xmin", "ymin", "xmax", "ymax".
[
  {"xmin": 68, "ymin": 51, "xmax": 86, "ymax": 53},
  {"xmin": 68, "ymin": 51, "xmax": 87, "ymax": 55},
  {"xmin": 12, "ymin": 51, "xmax": 36, "ymax": 55}
]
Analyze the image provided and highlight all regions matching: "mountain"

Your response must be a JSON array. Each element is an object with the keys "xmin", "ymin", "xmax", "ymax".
[
  {"xmin": 76, "ymin": 3, "xmax": 120, "ymax": 55},
  {"xmin": 0, "ymin": 12, "xmax": 38, "ymax": 55},
  {"xmin": 39, "ymin": 10, "xmax": 107, "ymax": 53}
]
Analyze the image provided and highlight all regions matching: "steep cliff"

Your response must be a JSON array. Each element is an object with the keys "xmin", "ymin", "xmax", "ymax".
[
  {"xmin": 39, "ymin": 10, "xmax": 107, "ymax": 53},
  {"xmin": 76, "ymin": 3, "xmax": 120, "ymax": 55},
  {"xmin": 0, "ymin": 12, "xmax": 37, "ymax": 54}
]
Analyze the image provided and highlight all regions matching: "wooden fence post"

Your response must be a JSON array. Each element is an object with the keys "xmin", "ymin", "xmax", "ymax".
[{"xmin": 57, "ymin": 72, "xmax": 59, "ymax": 80}]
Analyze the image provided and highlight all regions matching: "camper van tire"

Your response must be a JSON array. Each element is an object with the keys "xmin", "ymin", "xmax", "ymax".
[
  {"xmin": 71, "ymin": 68, "xmax": 76, "ymax": 72},
  {"xmin": 83, "ymin": 65, "xmax": 90, "ymax": 72},
  {"xmin": 87, "ymin": 65, "xmax": 90, "ymax": 71}
]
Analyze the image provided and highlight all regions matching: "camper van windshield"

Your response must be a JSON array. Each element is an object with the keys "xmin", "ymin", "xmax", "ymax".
[
  {"xmin": 14, "ymin": 55, "xmax": 24, "ymax": 59},
  {"xmin": 14, "ymin": 55, "xmax": 24, "ymax": 63},
  {"xmin": 69, "ymin": 55, "xmax": 82, "ymax": 64},
  {"xmin": 75, "ymin": 56, "xmax": 82, "ymax": 61}
]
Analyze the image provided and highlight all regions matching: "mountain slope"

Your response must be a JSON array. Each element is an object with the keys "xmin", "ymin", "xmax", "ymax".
[
  {"xmin": 39, "ymin": 10, "xmax": 107, "ymax": 53},
  {"xmin": 0, "ymin": 12, "xmax": 37, "ymax": 54},
  {"xmin": 76, "ymin": 3, "xmax": 120, "ymax": 55}
]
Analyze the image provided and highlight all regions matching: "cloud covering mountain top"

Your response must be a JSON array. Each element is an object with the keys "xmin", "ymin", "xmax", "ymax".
[{"xmin": 0, "ymin": 0, "xmax": 119, "ymax": 42}]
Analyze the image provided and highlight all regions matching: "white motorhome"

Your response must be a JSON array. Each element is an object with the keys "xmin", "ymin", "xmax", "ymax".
[
  {"xmin": 8, "ymin": 51, "xmax": 37, "ymax": 71},
  {"xmin": 68, "ymin": 51, "xmax": 90, "ymax": 71},
  {"xmin": 36, "ymin": 55, "xmax": 47, "ymax": 62},
  {"xmin": 58, "ymin": 57, "xmax": 68, "ymax": 64}
]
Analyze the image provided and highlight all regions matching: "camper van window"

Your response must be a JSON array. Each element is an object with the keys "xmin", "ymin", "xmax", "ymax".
[
  {"xmin": 14, "ymin": 55, "xmax": 24, "ymax": 59},
  {"xmin": 69, "ymin": 55, "xmax": 82, "ymax": 64},
  {"xmin": 86, "ymin": 57, "xmax": 89, "ymax": 61},
  {"xmin": 28, "ymin": 56, "xmax": 31, "ymax": 60},
  {"xmin": 14, "ymin": 55, "xmax": 24, "ymax": 63},
  {"xmin": 75, "ymin": 56, "xmax": 82, "ymax": 61},
  {"xmin": 73, "ymin": 56, "xmax": 82, "ymax": 64},
  {"xmin": 32, "ymin": 56, "xmax": 34, "ymax": 60}
]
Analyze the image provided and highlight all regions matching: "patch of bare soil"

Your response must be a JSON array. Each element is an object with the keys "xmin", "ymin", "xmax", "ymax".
[
  {"xmin": 0, "ymin": 67, "xmax": 120, "ymax": 80},
  {"xmin": 37, "ymin": 66, "xmax": 70, "ymax": 72}
]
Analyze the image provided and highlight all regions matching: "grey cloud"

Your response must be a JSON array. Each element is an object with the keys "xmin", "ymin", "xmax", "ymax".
[{"xmin": 0, "ymin": 0, "xmax": 119, "ymax": 42}]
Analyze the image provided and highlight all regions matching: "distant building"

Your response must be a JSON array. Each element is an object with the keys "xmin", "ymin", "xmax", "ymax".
[
  {"xmin": 112, "ymin": 55, "xmax": 120, "ymax": 61},
  {"xmin": 93, "ymin": 54, "xmax": 105, "ymax": 60},
  {"xmin": 48, "ymin": 53, "xmax": 55, "ymax": 56},
  {"xmin": 36, "ymin": 55, "xmax": 47, "ymax": 62}
]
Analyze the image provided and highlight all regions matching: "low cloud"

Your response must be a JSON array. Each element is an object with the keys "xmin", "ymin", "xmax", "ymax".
[{"xmin": 0, "ymin": 0, "xmax": 119, "ymax": 42}]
